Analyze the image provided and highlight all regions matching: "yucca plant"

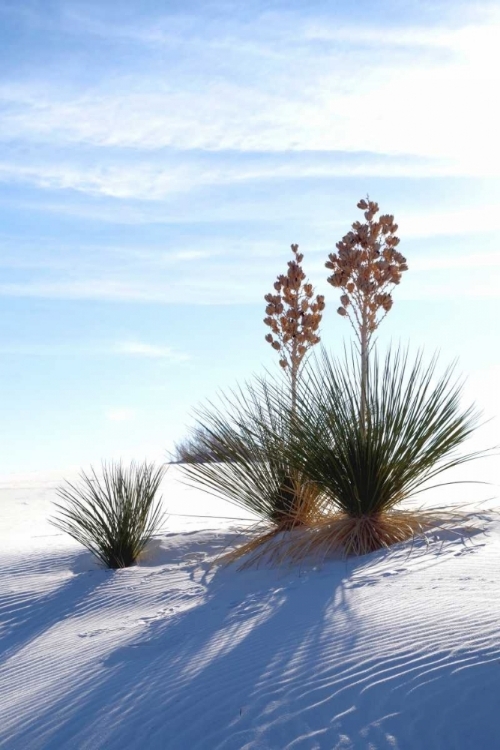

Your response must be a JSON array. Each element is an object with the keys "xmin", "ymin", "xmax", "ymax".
[
  {"xmin": 172, "ymin": 426, "xmax": 231, "ymax": 464},
  {"xmin": 175, "ymin": 241, "xmax": 325, "ymax": 567},
  {"xmin": 270, "ymin": 345, "xmax": 492, "ymax": 559},
  {"xmin": 51, "ymin": 460, "xmax": 167, "ymax": 569},
  {"xmin": 179, "ymin": 380, "xmax": 325, "ymax": 567}
]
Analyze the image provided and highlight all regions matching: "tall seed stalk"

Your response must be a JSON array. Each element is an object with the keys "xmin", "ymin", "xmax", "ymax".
[
  {"xmin": 264, "ymin": 243, "xmax": 325, "ymax": 412},
  {"xmin": 326, "ymin": 198, "xmax": 408, "ymax": 428}
]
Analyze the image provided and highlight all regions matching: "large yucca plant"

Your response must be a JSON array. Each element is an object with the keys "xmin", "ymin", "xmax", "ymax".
[
  {"xmin": 51, "ymin": 461, "xmax": 167, "ymax": 568},
  {"xmin": 178, "ymin": 380, "xmax": 325, "ymax": 566},
  {"xmin": 272, "ymin": 345, "xmax": 492, "ymax": 558}
]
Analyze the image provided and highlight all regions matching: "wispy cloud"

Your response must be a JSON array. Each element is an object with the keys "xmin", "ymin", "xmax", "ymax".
[
  {"xmin": 0, "ymin": 257, "xmax": 499, "ymax": 305},
  {"xmin": 1, "ymin": 9, "xmax": 499, "ymax": 175},
  {"xmin": 0, "ymin": 4, "xmax": 499, "ymax": 306},
  {"xmin": 0, "ymin": 150, "xmax": 484, "ymax": 203},
  {"xmin": 0, "ymin": 277, "xmax": 241, "ymax": 303},
  {"xmin": 0, "ymin": 340, "xmax": 190, "ymax": 359}
]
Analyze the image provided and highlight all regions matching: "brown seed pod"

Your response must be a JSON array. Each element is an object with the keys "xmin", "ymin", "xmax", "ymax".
[
  {"xmin": 264, "ymin": 243, "xmax": 325, "ymax": 402},
  {"xmin": 325, "ymin": 196, "xmax": 407, "ymax": 346}
]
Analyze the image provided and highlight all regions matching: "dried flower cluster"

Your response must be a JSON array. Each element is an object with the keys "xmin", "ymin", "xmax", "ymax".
[
  {"xmin": 326, "ymin": 197, "xmax": 407, "ymax": 427},
  {"xmin": 326, "ymin": 198, "xmax": 408, "ymax": 346},
  {"xmin": 264, "ymin": 244, "xmax": 325, "ymax": 401}
]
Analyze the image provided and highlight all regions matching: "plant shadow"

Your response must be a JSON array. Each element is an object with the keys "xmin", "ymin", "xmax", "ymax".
[{"xmin": 1, "ymin": 516, "xmax": 493, "ymax": 750}]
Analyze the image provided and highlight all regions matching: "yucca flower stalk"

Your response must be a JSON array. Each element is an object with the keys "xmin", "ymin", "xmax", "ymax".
[
  {"xmin": 326, "ymin": 198, "xmax": 407, "ymax": 429},
  {"xmin": 270, "ymin": 345, "xmax": 491, "ymax": 558},
  {"xmin": 264, "ymin": 243, "xmax": 325, "ymax": 412},
  {"xmin": 51, "ymin": 461, "xmax": 167, "ymax": 569}
]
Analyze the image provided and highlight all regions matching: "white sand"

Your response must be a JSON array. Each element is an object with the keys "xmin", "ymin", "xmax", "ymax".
[{"xmin": 1, "ymin": 464, "xmax": 499, "ymax": 749}]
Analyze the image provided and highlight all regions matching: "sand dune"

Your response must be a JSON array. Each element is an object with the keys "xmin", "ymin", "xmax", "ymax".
[{"xmin": 1, "ymin": 466, "xmax": 499, "ymax": 749}]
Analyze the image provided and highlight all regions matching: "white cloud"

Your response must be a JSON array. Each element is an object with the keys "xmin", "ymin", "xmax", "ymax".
[
  {"xmin": 0, "ymin": 7, "xmax": 499, "ymax": 307},
  {"xmin": 0, "ymin": 256, "xmax": 499, "ymax": 305},
  {"xmin": 302, "ymin": 17, "xmax": 497, "ymax": 50},
  {"xmin": 0, "ymin": 340, "xmax": 190, "ymax": 359},
  {"xmin": 0, "ymin": 152, "xmax": 469, "ymax": 202},
  {"xmin": 1, "ymin": 12, "xmax": 500, "ymax": 176}
]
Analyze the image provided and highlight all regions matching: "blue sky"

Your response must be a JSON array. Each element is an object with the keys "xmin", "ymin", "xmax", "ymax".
[{"xmin": 0, "ymin": 0, "xmax": 499, "ymax": 475}]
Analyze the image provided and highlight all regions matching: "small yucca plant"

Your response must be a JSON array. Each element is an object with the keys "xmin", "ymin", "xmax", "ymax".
[
  {"xmin": 271, "ymin": 345, "xmax": 492, "ymax": 559},
  {"xmin": 51, "ymin": 461, "xmax": 167, "ymax": 568}
]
